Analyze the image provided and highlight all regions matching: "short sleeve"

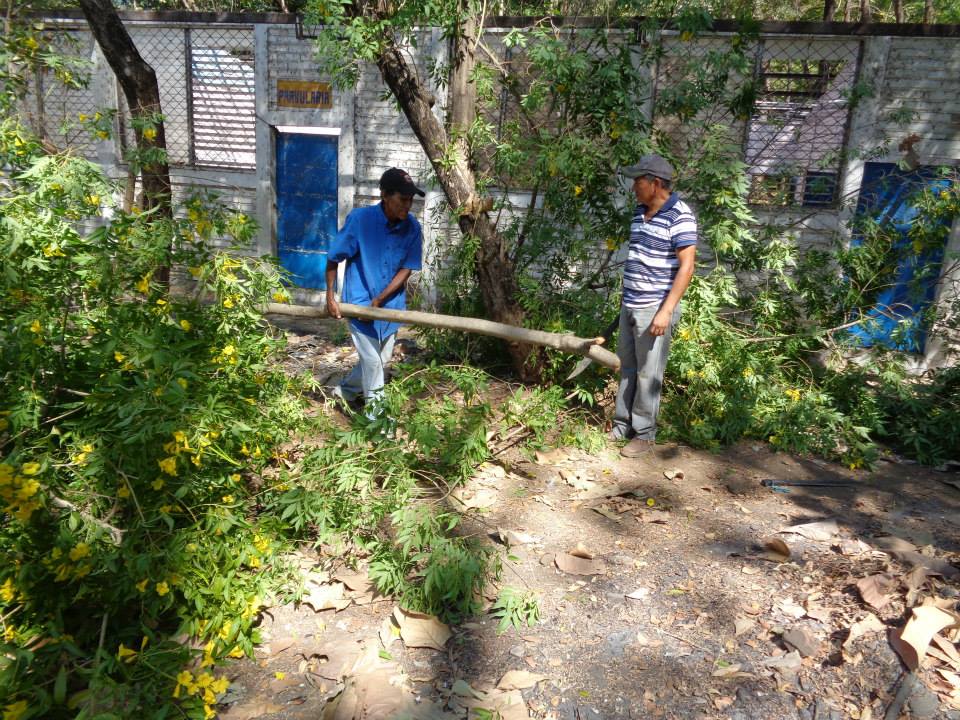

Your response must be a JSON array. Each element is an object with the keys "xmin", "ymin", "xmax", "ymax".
[
  {"xmin": 328, "ymin": 210, "xmax": 359, "ymax": 263},
  {"xmin": 671, "ymin": 211, "xmax": 698, "ymax": 249}
]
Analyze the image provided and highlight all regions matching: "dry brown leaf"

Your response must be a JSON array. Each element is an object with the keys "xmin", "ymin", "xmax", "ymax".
[
  {"xmin": 843, "ymin": 613, "xmax": 885, "ymax": 650},
  {"xmin": 453, "ymin": 486, "xmax": 498, "ymax": 509},
  {"xmin": 569, "ymin": 542, "xmax": 594, "ymax": 559},
  {"xmin": 782, "ymin": 519, "xmax": 839, "ymax": 541},
  {"xmin": 220, "ymin": 701, "xmax": 285, "ymax": 719},
  {"xmin": 713, "ymin": 696, "xmax": 735, "ymax": 711},
  {"xmin": 711, "ymin": 663, "xmax": 753, "ymax": 678},
  {"xmin": 932, "ymin": 634, "xmax": 960, "ymax": 670},
  {"xmin": 555, "ymin": 552, "xmax": 605, "ymax": 575},
  {"xmin": 891, "ymin": 550, "xmax": 960, "ymax": 579},
  {"xmin": 335, "ymin": 571, "xmax": 373, "ymax": 593},
  {"xmin": 856, "ymin": 574, "xmax": 896, "ymax": 611},
  {"xmin": 890, "ymin": 606, "xmax": 959, "ymax": 670},
  {"xmin": 498, "ymin": 528, "xmax": 539, "ymax": 546},
  {"xmin": 763, "ymin": 537, "xmax": 791, "ymax": 562},
  {"xmin": 393, "ymin": 606, "xmax": 451, "ymax": 651},
  {"xmin": 559, "ymin": 468, "xmax": 596, "ymax": 492},
  {"xmin": 534, "ymin": 448, "xmax": 571, "ymax": 465},
  {"xmin": 904, "ymin": 565, "xmax": 931, "ymax": 592},
  {"xmin": 871, "ymin": 535, "xmax": 918, "ymax": 554},
  {"xmin": 663, "ymin": 468, "xmax": 684, "ymax": 481},
  {"xmin": 497, "ymin": 670, "xmax": 546, "ymax": 690},
  {"xmin": 626, "ymin": 588, "xmax": 651, "ymax": 601},
  {"xmin": 638, "ymin": 509, "xmax": 671, "ymax": 524},
  {"xmin": 304, "ymin": 581, "xmax": 352, "ymax": 612},
  {"xmin": 592, "ymin": 505, "xmax": 622, "ymax": 522},
  {"xmin": 734, "ymin": 617, "xmax": 756, "ymax": 636}
]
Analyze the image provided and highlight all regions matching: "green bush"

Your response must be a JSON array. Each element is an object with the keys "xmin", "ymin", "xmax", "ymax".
[{"xmin": 0, "ymin": 147, "xmax": 304, "ymax": 718}]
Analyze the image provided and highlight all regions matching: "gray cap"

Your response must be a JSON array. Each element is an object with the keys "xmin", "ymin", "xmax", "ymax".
[{"xmin": 621, "ymin": 154, "xmax": 675, "ymax": 182}]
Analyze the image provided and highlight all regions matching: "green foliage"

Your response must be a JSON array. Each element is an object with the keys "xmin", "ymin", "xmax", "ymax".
[
  {"xmin": 0, "ymin": 126, "xmax": 307, "ymax": 717},
  {"xmin": 491, "ymin": 586, "xmax": 540, "ymax": 634}
]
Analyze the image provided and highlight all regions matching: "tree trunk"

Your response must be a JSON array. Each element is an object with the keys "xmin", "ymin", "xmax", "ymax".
[
  {"xmin": 78, "ymin": 0, "xmax": 173, "ymax": 279},
  {"xmin": 822, "ymin": 0, "xmax": 837, "ymax": 21},
  {"xmin": 923, "ymin": 0, "xmax": 933, "ymax": 22},
  {"xmin": 893, "ymin": 0, "xmax": 904, "ymax": 22},
  {"xmin": 375, "ymin": 41, "xmax": 540, "ymax": 379},
  {"xmin": 859, "ymin": 0, "xmax": 872, "ymax": 21}
]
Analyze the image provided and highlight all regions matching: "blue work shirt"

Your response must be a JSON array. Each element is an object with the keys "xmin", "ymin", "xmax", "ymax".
[{"xmin": 327, "ymin": 202, "xmax": 422, "ymax": 341}]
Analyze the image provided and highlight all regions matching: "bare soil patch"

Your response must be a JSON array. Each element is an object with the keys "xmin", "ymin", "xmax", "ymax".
[{"xmin": 217, "ymin": 321, "xmax": 960, "ymax": 720}]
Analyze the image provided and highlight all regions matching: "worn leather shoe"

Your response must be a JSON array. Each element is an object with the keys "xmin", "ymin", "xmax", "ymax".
[{"xmin": 620, "ymin": 438, "xmax": 655, "ymax": 458}]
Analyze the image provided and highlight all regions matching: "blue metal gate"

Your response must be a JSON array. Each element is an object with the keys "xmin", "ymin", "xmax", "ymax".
[{"xmin": 275, "ymin": 132, "xmax": 338, "ymax": 290}]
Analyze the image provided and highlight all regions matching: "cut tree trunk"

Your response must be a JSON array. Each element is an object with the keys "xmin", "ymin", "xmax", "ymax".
[
  {"xmin": 78, "ymin": 0, "xmax": 173, "ymax": 279},
  {"xmin": 266, "ymin": 302, "xmax": 620, "ymax": 371}
]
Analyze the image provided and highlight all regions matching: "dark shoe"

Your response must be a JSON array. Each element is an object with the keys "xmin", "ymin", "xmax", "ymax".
[{"xmin": 620, "ymin": 438, "xmax": 655, "ymax": 458}]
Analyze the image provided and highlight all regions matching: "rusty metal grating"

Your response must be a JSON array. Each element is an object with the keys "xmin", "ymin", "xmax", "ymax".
[{"xmin": 653, "ymin": 34, "xmax": 861, "ymax": 208}]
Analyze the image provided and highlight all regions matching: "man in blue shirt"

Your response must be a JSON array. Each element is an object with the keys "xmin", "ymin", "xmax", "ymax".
[
  {"xmin": 611, "ymin": 154, "xmax": 697, "ymax": 458},
  {"xmin": 325, "ymin": 167, "xmax": 424, "ymax": 416}
]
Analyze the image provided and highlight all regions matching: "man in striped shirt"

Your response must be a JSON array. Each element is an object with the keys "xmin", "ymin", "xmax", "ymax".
[{"xmin": 612, "ymin": 154, "xmax": 697, "ymax": 458}]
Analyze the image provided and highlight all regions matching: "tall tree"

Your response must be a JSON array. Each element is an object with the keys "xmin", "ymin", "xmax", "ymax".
[{"xmin": 77, "ymin": 0, "xmax": 171, "ymax": 219}]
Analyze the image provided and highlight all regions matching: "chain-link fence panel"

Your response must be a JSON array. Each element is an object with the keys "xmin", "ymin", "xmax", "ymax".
[
  {"xmin": 653, "ymin": 33, "xmax": 861, "ymax": 208},
  {"xmin": 20, "ymin": 27, "xmax": 100, "ymax": 158},
  {"xmin": 745, "ymin": 37, "xmax": 861, "ymax": 207}
]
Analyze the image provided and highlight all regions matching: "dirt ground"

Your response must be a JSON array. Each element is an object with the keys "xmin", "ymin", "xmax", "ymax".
[{"xmin": 216, "ymin": 318, "xmax": 960, "ymax": 720}]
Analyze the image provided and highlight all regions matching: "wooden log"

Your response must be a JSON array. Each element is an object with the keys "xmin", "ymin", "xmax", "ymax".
[{"xmin": 265, "ymin": 302, "xmax": 621, "ymax": 372}]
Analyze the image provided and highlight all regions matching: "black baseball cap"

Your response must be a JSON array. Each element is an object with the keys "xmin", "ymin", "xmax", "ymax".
[
  {"xmin": 379, "ymin": 167, "xmax": 425, "ymax": 197},
  {"xmin": 621, "ymin": 154, "xmax": 675, "ymax": 182}
]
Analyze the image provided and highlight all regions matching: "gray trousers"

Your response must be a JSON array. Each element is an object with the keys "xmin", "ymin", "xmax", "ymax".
[
  {"xmin": 611, "ymin": 303, "xmax": 681, "ymax": 441},
  {"xmin": 339, "ymin": 329, "xmax": 397, "ymax": 411}
]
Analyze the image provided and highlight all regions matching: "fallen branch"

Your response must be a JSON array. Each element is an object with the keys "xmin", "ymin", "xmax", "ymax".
[
  {"xmin": 266, "ymin": 302, "xmax": 621, "ymax": 371},
  {"xmin": 49, "ymin": 495, "xmax": 125, "ymax": 545}
]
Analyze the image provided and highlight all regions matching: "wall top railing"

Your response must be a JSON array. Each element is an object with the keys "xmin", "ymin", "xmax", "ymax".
[{"xmin": 31, "ymin": 10, "xmax": 960, "ymax": 37}]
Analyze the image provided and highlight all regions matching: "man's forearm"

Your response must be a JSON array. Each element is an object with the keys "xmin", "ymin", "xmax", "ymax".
[
  {"xmin": 372, "ymin": 268, "xmax": 412, "ymax": 306},
  {"xmin": 660, "ymin": 264, "xmax": 694, "ymax": 314}
]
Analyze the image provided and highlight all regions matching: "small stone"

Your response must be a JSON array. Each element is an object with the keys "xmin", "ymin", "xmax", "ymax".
[
  {"xmin": 783, "ymin": 626, "xmax": 822, "ymax": 658},
  {"xmin": 508, "ymin": 644, "xmax": 525, "ymax": 658},
  {"xmin": 907, "ymin": 684, "xmax": 940, "ymax": 718}
]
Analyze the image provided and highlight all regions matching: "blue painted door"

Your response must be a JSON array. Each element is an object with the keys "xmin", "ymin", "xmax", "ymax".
[
  {"xmin": 276, "ymin": 133, "xmax": 338, "ymax": 289},
  {"xmin": 847, "ymin": 162, "xmax": 954, "ymax": 353}
]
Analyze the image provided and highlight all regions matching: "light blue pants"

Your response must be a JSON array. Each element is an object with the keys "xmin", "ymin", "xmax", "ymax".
[
  {"xmin": 338, "ymin": 330, "xmax": 397, "ymax": 412},
  {"xmin": 611, "ymin": 303, "xmax": 680, "ymax": 441}
]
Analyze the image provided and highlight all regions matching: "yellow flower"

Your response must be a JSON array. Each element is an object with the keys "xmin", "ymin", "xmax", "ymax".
[
  {"xmin": 114, "ymin": 351, "xmax": 126, "ymax": 363},
  {"xmin": 221, "ymin": 344, "xmax": 235, "ymax": 357},
  {"xmin": 203, "ymin": 704, "xmax": 216, "ymax": 720},
  {"xmin": 155, "ymin": 581, "xmax": 169, "ymax": 596},
  {"xmin": 117, "ymin": 642, "xmax": 138, "ymax": 663},
  {"xmin": 3, "ymin": 700, "xmax": 29, "ymax": 720},
  {"xmin": 785, "ymin": 388, "xmax": 801, "ymax": 402},
  {"xmin": 43, "ymin": 243, "xmax": 66, "ymax": 258},
  {"xmin": 179, "ymin": 319, "xmax": 192, "ymax": 332},
  {"xmin": 16, "ymin": 479, "xmax": 39, "ymax": 500},
  {"xmin": 221, "ymin": 494, "xmax": 235, "ymax": 504},
  {"xmin": 158, "ymin": 457, "xmax": 178, "ymax": 476},
  {"xmin": 678, "ymin": 328, "xmax": 692, "ymax": 341},
  {"xmin": 228, "ymin": 645, "xmax": 245, "ymax": 658},
  {"xmin": 69, "ymin": 543, "xmax": 90, "ymax": 561},
  {"xmin": 230, "ymin": 473, "xmax": 241, "ymax": 483},
  {"xmin": 188, "ymin": 267, "xmax": 202, "ymax": 278},
  {"xmin": 176, "ymin": 378, "xmax": 189, "ymax": 390},
  {"xmin": 142, "ymin": 127, "xmax": 157, "ymax": 142},
  {"xmin": 247, "ymin": 555, "xmax": 261, "ymax": 568},
  {"xmin": 272, "ymin": 291, "xmax": 288, "ymax": 303},
  {"xmin": 26, "ymin": 319, "xmax": 39, "ymax": 333},
  {"xmin": 151, "ymin": 478, "xmax": 165, "ymax": 491},
  {"xmin": 173, "ymin": 430, "xmax": 188, "ymax": 445},
  {"xmin": 274, "ymin": 672, "xmax": 285, "ymax": 680},
  {"xmin": 135, "ymin": 274, "xmax": 150, "ymax": 294},
  {"xmin": 573, "ymin": 185, "xmax": 583, "ymax": 196},
  {"xmin": 78, "ymin": 113, "xmax": 88, "ymax": 121},
  {"xmin": 196, "ymin": 672, "xmax": 214, "ymax": 689},
  {"xmin": 20, "ymin": 463, "xmax": 40, "ymax": 476},
  {"xmin": 222, "ymin": 297, "xmax": 234, "ymax": 309},
  {"xmin": 117, "ymin": 484, "xmax": 130, "ymax": 499},
  {"xmin": 0, "ymin": 578, "xmax": 16, "ymax": 602},
  {"xmin": 85, "ymin": 194, "xmax": 100, "ymax": 207},
  {"xmin": 646, "ymin": 497, "xmax": 656, "ymax": 507},
  {"xmin": 135, "ymin": 578, "xmax": 149, "ymax": 593},
  {"xmin": 173, "ymin": 669, "xmax": 194, "ymax": 698},
  {"xmin": 742, "ymin": 367, "xmax": 754, "ymax": 377}
]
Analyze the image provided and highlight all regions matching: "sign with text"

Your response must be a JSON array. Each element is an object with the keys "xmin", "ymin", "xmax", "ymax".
[{"xmin": 277, "ymin": 80, "xmax": 332, "ymax": 109}]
